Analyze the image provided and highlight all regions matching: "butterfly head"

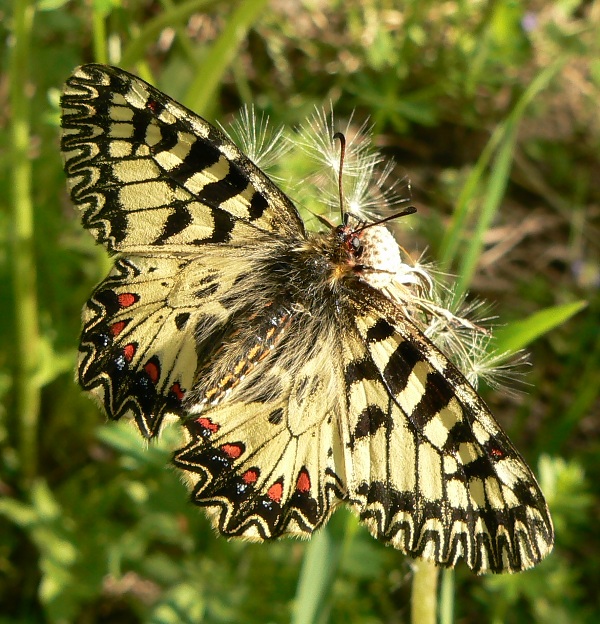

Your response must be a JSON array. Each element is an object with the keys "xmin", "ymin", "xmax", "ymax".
[
  {"xmin": 332, "ymin": 218, "xmax": 403, "ymax": 291},
  {"xmin": 334, "ymin": 220, "xmax": 363, "ymax": 259}
]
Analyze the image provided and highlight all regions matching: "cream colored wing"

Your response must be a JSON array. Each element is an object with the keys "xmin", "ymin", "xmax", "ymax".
[
  {"xmin": 78, "ymin": 252, "xmax": 241, "ymax": 436},
  {"xmin": 62, "ymin": 64, "xmax": 307, "ymax": 437},
  {"xmin": 343, "ymin": 292, "xmax": 553, "ymax": 573},
  {"xmin": 61, "ymin": 64, "xmax": 304, "ymax": 254},
  {"xmin": 173, "ymin": 344, "xmax": 346, "ymax": 539}
]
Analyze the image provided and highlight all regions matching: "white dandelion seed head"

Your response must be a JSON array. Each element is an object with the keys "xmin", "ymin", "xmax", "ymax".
[
  {"xmin": 295, "ymin": 107, "xmax": 379, "ymax": 177},
  {"xmin": 222, "ymin": 105, "xmax": 291, "ymax": 178},
  {"xmin": 224, "ymin": 105, "xmax": 411, "ymax": 223},
  {"xmin": 377, "ymin": 251, "xmax": 526, "ymax": 394},
  {"xmin": 293, "ymin": 107, "xmax": 411, "ymax": 222}
]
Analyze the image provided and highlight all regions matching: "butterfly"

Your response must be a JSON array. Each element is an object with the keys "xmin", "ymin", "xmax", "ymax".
[{"xmin": 61, "ymin": 64, "xmax": 553, "ymax": 573}]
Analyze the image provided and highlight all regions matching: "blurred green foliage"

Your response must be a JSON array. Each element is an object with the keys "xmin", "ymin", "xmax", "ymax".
[{"xmin": 1, "ymin": 0, "xmax": 599, "ymax": 622}]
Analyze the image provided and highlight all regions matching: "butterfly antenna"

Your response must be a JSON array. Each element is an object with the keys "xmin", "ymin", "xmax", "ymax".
[
  {"xmin": 333, "ymin": 132, "xmax": 346, "ymax": 221},
  {"xmin": 354, "ymin": 205, "xmax": 418, "ymax": 233}
]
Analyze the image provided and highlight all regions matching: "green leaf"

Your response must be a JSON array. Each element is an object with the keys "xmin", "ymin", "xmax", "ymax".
[
  {"xmin": 0, "ymin": 498, "xmax": 37, "ymax": 527},
  {"xmin": 292, "ymin": 527, "xmax": 340, "ymax": 624},
  {"xmin": 95, "ymin": 421, "xmax": 176, "ymax": 467},
  {"xmin": 494, "ymin": 301, "xmax": 587, "ymax": 354},
  {"xmin": 149, "ymin": 583, "xmax": 206, "ymax": 624}
]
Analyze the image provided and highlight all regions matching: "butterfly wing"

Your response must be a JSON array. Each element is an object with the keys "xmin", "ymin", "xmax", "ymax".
[
  {"xmin": 62, "ymin": 64, "xmax": 553, "ymax": 571},
  {"xmin": 61, "ymin": 65, "xmax": 306, "ymax": 435},
  {"xmin": 170, "ymin": 279, "xmax": 553, "ymax": 572},
  {"xmin": 61, "ymin": 64, "xmax": 304, "ymax": 253},
  {"xmin": 78, "ymin": 251, "xmax": 247, "ymax": 436},
  {"xmin": 173, "ymin": 323, "xmax": 347, "ymax": 539},
  {"xmin": 343, "ymin": 290, "xmax": 553, "ymax": 573}
]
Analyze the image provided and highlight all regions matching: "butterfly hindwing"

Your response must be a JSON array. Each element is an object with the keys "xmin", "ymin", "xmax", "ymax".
[
  {"xmin": 173, "ymin": 352, "xmax": 346, "ymax": 539},
  {"xmin": 61, "ymin": 64, "xmax": 304, "ymax": 254},
  {"xmin": 79, "ymin": 254, "xmax": 233, "ymax": 435},
  {"xmin": 344, "ymin": 292, "xmax": 553, "ymax": 573}
]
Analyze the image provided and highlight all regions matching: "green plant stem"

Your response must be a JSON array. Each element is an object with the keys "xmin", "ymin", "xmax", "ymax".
[
  {"xmin": 292, "ymin": 527, "xmax": 340, "ymax": 624},
  {"xmin": 120, "ymin": 0, "xmax": 224, "ymax": 68},
  {"xmin": 411, "ymin": 560, "xmax": 438, "ymax": 624},
  {"xmin": 439, "ymin": 568, "xmax": 454, "ymax": 624},
  {"xmin": 92, "ymin": 4, "xmax": 108, "ymax": 65},
  {"xmin": 9, "ymin": 0, "xmax": 39, "ymax": 484},
  {"xmin": 183, "ymin": 0, "xmax": 270, "ymax": 116}
]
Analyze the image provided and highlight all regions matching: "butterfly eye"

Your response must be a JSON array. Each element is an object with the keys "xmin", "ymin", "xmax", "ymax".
[{"xmin": 350, "ymin": 235, "xmax": 363, "ymax": 257}]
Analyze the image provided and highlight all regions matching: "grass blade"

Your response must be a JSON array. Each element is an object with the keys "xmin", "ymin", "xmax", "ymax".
[
  {"xmin": 291, "ymin": 528, "xmax": 340, "ymax": 624},
  {"xmin": 493, "ymin": 300, "xmax": 587, "ymax": 355},
  {"xmin": 9, "ymin": 0, "xmax": 40, "ymax": 484},
  {"xmin": 440, "ymin": 58, "xmax": 566, "ymax": 296},
  {"xmin": 184, "ymin": 0, "xmax": 270, "ymax": 115}
]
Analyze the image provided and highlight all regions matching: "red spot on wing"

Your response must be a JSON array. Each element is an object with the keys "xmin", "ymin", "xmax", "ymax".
[
  {"xmin": 123, "ymin": 343, "xmax": 136, "ymax": 362},
  {"xmin": 296, "ymin": 469, "xmax": 311, "ymax": 493},
  {"xmin": 118, "ymin": 293, "xmax": 138, "ymax": 308},
  {"xmin": 242, "ymin": 469, "xmax": 259, "ymax": 484},
  {"xmin": 110, "ymin": 320, "xmax": 126, "ymax": 336},
  {"xmin": 221, "ymin": 443, "xmax": 243, "ymax": 459},
  {"xmin": 197, "ymin": 417, "xmax": 219, "ymax": 433},
  {"xmin": 144, "ymin": 361, "xmax": 160, "ymax": 384},
  {"xmin": 147, "ymin": 99, "xmax": 159, "ymax": 112},
  {"xmin": 490, "ymin": 447, "xmax": 506, "ymax": 459},
  {"xmin": 267, "ymin": 481, "xmax": 283, "ymax": 503},
  {"xmin": 170, "ymin": 382, "xmax": 185, "ymax": 401}
]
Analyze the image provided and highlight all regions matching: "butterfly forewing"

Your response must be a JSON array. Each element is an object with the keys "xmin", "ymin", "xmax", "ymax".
[
  {"xmin": 61, "ymin": 64, "xmax": 304, "ymax": 254},
  {"xmin": 62, "ymin": 64, "xmax": 553, "ymax": 573},
  {"xmin": 345, "ymin": 294, "xmax": 553, "ymax": 572},
  {"xmin": 62, "ymin": 63, "xmax": 304, "ymax": 433}
]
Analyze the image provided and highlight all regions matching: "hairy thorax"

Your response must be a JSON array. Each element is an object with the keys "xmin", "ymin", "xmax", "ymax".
[{"xmin": 183, "ymin": 222, "xmax": 402, "ymax": 414}]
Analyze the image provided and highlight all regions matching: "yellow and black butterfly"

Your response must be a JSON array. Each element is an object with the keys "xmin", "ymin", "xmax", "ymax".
[{"xmin": 61, "ymin": 64, "xmax": 553, "ymax": 573}]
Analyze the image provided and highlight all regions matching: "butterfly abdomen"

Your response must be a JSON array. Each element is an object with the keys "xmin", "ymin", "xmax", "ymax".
[
  {"xmin": 185, "ymin": 303, "xmax": 294, "ymax": 411},
  {"xmin": 181, "ymin": 236, "xmax": 347, "ymax": 410}
]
